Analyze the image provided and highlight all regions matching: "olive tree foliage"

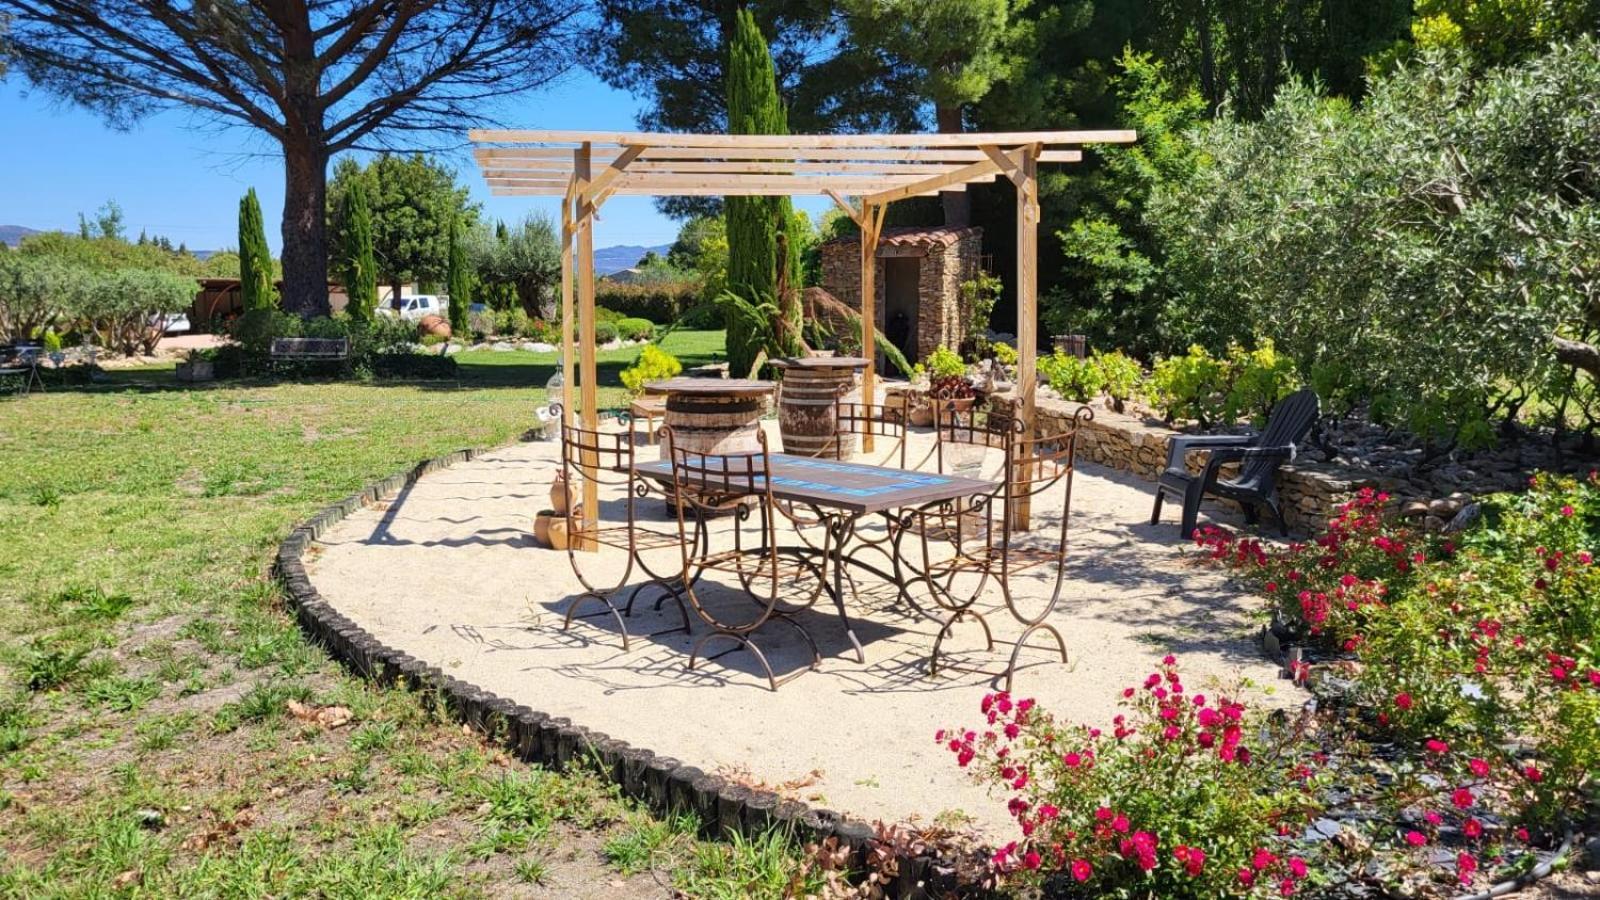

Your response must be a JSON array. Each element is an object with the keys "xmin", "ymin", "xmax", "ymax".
[
  {"xmin": 0, "ymin": 253, "xmax": 191, "ymax": 352},
  {"xmin": 467, "ymin": 215, "xmax": 560, "ymax": 319},
  {"xmin": 1149, "ymin": 39, "xmax": 1600, "ymax": 444}
]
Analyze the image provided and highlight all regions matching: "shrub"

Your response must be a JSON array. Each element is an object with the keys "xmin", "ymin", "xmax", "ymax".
[
  {"xmin": 926, "ymin": 346, "xmax": 967, "ymax": 379},
  {"xmin": 1197, "ymin": 472, "xmax": 1600, "ymax": 845},
  {"xmin": 1040, "ymin": 350, "xmax": 1107, "ymax": 402},
  {"xmin": 993, "ymin": 342, "xmax": 1018, "ymax": 367},
  {"xmin": 494, "ymin": 307, "xmax": 528, "ymax": 338},
  {"xmin": 1147, "ymin": 345, "xmax": 1229, "ymax": 426},
  {"xmin": 370, "ymin": 352, "xmax": 457, "ymax": 380},
  {"xmin": 1223, "ymin": 340, "xmax": 1298, "ymax": 426},
  {"xmin": 941, "ymin": 659, "xmax": 1321, "ymax": 898},
  {"xmin": 1092, "ymin": 350, "xmax": 1142, "ymax": 408},
  {"xmin": 595, "ymin": 278, "xmax": 702, "ymax": 323},
  {"xmin": 593, "ymin": 321, "xmax": 619, "ymax": 344},
  {"xmin": 614, "ymin": 317, "xmax": 657, "ymax": 342},
  {"xmin": 619, "ymin": 344, "xmax": 682, "ymax": 396}
]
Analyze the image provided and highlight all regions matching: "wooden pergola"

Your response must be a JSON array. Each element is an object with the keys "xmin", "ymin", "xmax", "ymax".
[{"xmin": 468, "ymin": 128, "xmax": 1137, "ymax": 531}]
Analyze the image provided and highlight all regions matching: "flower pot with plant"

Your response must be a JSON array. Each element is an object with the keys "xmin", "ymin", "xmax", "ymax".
[
  {"xmin": 175, "ymin": 348, "xmax": 216, "ymax": 383},
  {"xmin": 926, "ymin": 345, "xmax": 975, "ymax": 419}
]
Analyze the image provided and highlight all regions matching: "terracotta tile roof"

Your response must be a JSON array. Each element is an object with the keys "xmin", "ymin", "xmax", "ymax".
[{"xmin": 822, "ymin": 225, "xmax": 982, "ymax": 248}]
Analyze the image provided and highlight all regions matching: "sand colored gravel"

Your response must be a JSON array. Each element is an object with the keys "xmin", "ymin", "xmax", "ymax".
[{"xmin": 306, "ymin": 420, "xmax": 1300, "ymax": 836}]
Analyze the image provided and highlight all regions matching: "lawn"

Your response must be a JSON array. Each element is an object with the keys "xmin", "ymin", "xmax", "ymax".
[{"xmin": 0, "ymin": 330, "xmax": 831, "ymax": 897}]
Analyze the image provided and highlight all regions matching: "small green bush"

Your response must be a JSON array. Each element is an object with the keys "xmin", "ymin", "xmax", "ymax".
[
  {"xmin": 1092, "ymin": 349, "xmax": 1142, "ymax": 406},
  {"xmin": 619, "ymin": 344, "xmax": 683, "ymax": 395},
  {"xmin": 495, "ymin": 308, "xmax": 529, "ymax": 338},
  {"xmin": 1040, "ymin": 350, "xmax": 1108, "ymax": 402},
  {"xmin": 1147, "ymin": 345, "xmax": 1229, "ymax": 426},
  {"xmin": 615, "ymin": 317, "xmax": 657, "ymax": 342},
  {"xmin": 593, "ymin": 321, "xmax": 619, "ymax": 344},
  {"xmin": 1222, "ymin": 340, "xmax": 1298, "ymax": 426},
  {"xmin": 926, "ymin": 346, "xmax": 967, "ymax": 379}
]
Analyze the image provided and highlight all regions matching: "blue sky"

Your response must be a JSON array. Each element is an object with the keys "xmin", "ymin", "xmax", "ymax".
[{"xmin": 0, "ymin": 68, "xmax": 830, "ymax": 255}]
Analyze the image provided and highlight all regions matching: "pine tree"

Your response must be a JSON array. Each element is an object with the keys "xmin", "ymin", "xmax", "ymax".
[
  {"xmin": 340, "ymin": 179, "xmax": 378, "ymax": 321},
  {"xmin": 238, "ymin": 188, "xmax": 275, "ymax": 312},
  {"xmin": 446, "ymin": 217, "xmax": 471, "ymax": 336},
  {"xmin": 724, "ymin": 8, "xmax": 802, "ymax": 375}
]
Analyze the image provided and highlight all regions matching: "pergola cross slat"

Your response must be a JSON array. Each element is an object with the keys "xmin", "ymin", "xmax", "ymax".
[{"xmin": 469, "ymin": 128, "xmax": 1135, "ymax": 536}]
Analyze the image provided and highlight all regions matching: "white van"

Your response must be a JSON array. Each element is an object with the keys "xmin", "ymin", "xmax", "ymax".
[{"xmin": 381, "ymin": 294, "xmax": 446, "ymax": 321}]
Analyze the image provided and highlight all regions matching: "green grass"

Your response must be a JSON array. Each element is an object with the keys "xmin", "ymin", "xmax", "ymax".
[{"xmin": 0, "ymin": 328, "xmax": 838, "ymax": 897}]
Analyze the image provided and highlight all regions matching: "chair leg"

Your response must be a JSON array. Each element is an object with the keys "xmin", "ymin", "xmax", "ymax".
[
  {"xmin": 1268, "ymin": 498, "xmax": 1290, "ymax": 537},
  {"xmin": 1149, "ymin": 488, "xmax": 1166, "ymax": 526},
  {"xmin": 1179, "ymin": 483, "xmax": 1204, "ymax": 539}
]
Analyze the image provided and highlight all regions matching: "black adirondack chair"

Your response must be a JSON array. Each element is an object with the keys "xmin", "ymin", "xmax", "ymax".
[{"xmin": 1150, "ymin": 388, "xmax": 1320, "ymax": 538}]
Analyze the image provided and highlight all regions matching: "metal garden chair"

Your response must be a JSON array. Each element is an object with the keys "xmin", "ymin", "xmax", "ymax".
[
  {"xmin": 666, "ymin": 428, "xmax": 826, "ymax": 691},
  {"xmin": 1150, "ymin": 387, "xmax": 1320, "ymax": 538},
  {"xmin": 558, "ymin": 421, "xmax": 695, "ymax": 650},
  {"xmin": 898, "ymin": 399, "xmax": 1095, "ymax": 691}
]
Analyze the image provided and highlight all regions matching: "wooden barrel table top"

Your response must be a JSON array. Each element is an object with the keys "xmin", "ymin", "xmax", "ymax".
[
  {"xmin": 770, "ymin": 356, "xmax": 869, "ymax": 371},
  {"xmin": 646, "ymin": 377, "xmax": 776, "ymax": 396}
]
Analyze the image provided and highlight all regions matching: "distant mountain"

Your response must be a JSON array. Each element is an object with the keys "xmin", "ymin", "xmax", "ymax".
[
  {"xmin": 0, "ymin": 225, "xmax": 41, "ymax": 247},
  {"xmin": 594, "ymin": 243, "xmax": 670, "ymax": 277}
]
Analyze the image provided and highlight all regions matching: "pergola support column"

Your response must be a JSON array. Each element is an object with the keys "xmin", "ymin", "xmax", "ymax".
[
  {"xmin": 858, "ymin": 201, "xmax": 886, "ymax": 453},
  {"xmin": 1011, "ymin": 146, "xmax": 1040, "ymax": 532},
  {"xmin": 575, "ymin": 143, "xmax": 600, "ymax": 550}
]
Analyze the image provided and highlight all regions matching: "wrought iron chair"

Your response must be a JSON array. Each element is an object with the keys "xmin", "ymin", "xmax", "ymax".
[
  {"xmin": 1150, "ymin": 387, "xmax": 1320, "ymax": 538},
  {"xmin": 666, "ymin": 428, "xmax": 826, "ymax": 691},
  {"xmin": 832, "ymin": 393, "xmax": 912, "ymax": 468},
  {"xmin": 558, "ymin": 421, "xmax": 694, "ymax": 650},
  {"xmin": 898, "ymin": 399, "xmax": 1095, "ymax": 691}
]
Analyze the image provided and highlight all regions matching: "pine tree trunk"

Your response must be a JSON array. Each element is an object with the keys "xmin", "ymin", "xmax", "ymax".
[
  {"xmin": 936, "ymin": 103, "xmax": 970, "ymax": 228},
  {"xmin": 280, "ymin": 135, "xmax": 332, "ymax": 318}
]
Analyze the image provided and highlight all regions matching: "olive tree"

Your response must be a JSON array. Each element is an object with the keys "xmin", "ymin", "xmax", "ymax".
[{"xmin": 1150, "ymin": 39, "xmax": 1600, "ymax": 444}]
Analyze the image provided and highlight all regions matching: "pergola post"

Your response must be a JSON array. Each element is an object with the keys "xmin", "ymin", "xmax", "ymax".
[
  {"xmin": 558, "ymin": 178, "xmax": 576, "ymax": 426},
  {"xmin": 858, "ymin": 201, "xmax": 885, "ymax": 452},
  {"xmin": 575, "ymin": 143, "xmax": 600, "ymax": 549},
  {"xmin": 1011, "ymin": 145, "xmax": 1040, "ymax": 532}
]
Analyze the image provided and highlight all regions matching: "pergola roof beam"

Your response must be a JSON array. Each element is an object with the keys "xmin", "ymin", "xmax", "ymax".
[
  {"xmin": 474, "ymin": 146, "xmax": 1084, "ymax": 164},
  {"xmin": 469, "ymin": 129, "xmax": 1134, "ymax": 148}
]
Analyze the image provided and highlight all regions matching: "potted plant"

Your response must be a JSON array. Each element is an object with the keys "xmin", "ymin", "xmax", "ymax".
[{"xmin": 175, "ymin": 348, "xmax": 216, "ymax": 383}]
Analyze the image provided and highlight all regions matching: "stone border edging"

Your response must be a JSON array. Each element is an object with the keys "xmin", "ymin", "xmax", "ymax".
[{"xmin": 272, "ymin": 445, "xmax": 960, "ymax": 898}]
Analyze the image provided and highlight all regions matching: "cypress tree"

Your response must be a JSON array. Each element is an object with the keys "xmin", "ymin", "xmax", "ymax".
[
  {"xmin": 446, "ymin": 218, "xmax": 471, "ymax": 337},
  {"xmin": 724, "ymin": 8, "xmax": 802, "ymax": 375},
  {"xmin": 340, "ymin": 179, "xmax": 378, "ymax": 321},
  {"xmin": 238, "ymin": 188, "xmax": 275, "ymax": 312}
]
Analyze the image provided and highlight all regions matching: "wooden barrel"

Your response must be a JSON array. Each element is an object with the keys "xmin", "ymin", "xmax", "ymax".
[
  {"xmin": 659, "ymin": 392, "xmax": 766, "ymax": 461},
  {"xmin": 778, "ymin": 365, "xmax": 861, "ymax": 458}
]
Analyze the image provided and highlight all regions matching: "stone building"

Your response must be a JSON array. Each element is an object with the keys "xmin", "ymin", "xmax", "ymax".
[{"xmin": 818, "ymin": 226, "xmax": 984, "ymax": 365}]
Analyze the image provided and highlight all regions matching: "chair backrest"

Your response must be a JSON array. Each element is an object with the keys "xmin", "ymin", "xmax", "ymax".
[
  {"xmin": 666, "ymin": 428, "xmax": 774, "ymax": 515},
  {"xmin": 560, "ymin": 422, "xmax": 636, "ymax": 490},
  {"xmin": 834, "ymin": 396, "xmax": 909, "ymax": 468},
  {"xmin": 1237, "ymin": 388, "xmax": 1319, "ymax": 489},
  {"xmin": 666, "ymin": 428, "xmax": 778, "ymax": 573}
]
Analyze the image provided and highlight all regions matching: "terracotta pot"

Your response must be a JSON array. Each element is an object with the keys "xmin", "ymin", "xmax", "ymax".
[
  {"xmin": 909, "ymin": 403, "xmax": 935, "ymax": 427},
  {"xmin": 533, "ymin": 509, "xmax": 556, "ymax": 546},
  {"xmin": 550, "ymin": 473, "xmax": 574, "ymax": 514},
  {"xmin": 547, "ymin": 506, "xmax": 584, "ymax": 551},
  {"xmin": 418, "ymin": 314, "xmax": 451, "ymax": 339},
  {"xmin": 547, "ymin": 517, "xmax": 569, "ymax": 551}
]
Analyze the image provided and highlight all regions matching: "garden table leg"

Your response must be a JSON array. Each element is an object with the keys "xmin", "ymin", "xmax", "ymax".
[{"xmin": 824, "ymin": 511, "xmax": 866, "ymax": 664}]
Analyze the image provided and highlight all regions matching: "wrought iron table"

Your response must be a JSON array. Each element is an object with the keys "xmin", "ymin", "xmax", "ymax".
[{"xmin": 635, "ymin": 453, "xmax": 997, "ymax": 663}]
